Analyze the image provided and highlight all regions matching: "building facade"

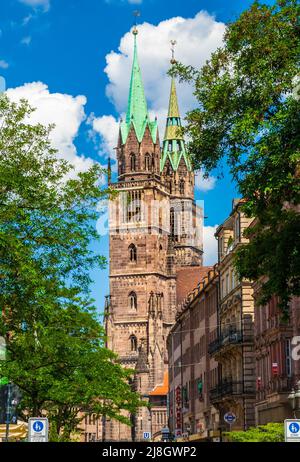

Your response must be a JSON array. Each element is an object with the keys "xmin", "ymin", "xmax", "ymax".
[
  {"xmin": 209, "ymin": 200, "xmax": 256, "ymax": 431},
  {"xmin": 168, "ymin": 267, "xmax": 220, "ymax": 441},
  {"xmin": 254, "ymin": 289, "xmax": 300, "ymax": 424},
  {"xmin": 104, "ymin": 28, "xmax": 203, "ymax": 441}
]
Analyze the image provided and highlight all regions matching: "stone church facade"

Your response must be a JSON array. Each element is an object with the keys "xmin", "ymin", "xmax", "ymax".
[{"xmin": 104, "ymin": 28, "xmax": 205, "ymax": 441}]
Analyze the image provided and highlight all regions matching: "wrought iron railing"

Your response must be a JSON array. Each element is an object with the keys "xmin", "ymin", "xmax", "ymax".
[
  {"xmin": 210, "ymin": 379, "xmax": 254, "ymax": 401},
  {"xmin": 208, "ymin": 327, "xmax": 243, "ymax": 354}
]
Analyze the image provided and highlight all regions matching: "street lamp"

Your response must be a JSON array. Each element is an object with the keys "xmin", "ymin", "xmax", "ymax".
[{"xmin": 288, "ymin": 380, "xmax": 300, "ymax": 418}]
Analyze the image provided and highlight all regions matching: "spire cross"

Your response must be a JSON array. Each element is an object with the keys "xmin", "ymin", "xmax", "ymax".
[
  {"xmin": 133, "ymin": 10, "xmax": 140, "ymax": 35},
  {"xmin": 170, "ymin": 40, "xmax": 177, "ymax": 65}
]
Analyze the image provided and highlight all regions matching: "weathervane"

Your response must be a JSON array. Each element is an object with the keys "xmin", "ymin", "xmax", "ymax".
[
  {"xmin": 133, "ymin": 10, "xmax": 141, "ymax": 35},
  {"xmin": 170, "ymin": 40, "xmax": 177, "ymax": 65}
]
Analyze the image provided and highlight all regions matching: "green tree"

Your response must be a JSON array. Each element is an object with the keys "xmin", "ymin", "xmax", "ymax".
[
  {"xmin": 172, "ymin": 0, "xmax": 300, "ymax": 315},
  {"xmin": 224, "ymin": 423, "xmax": 284, "ymax": 442},
  {"xmin": 0, "ymin": 94, "xmax": 142, "ymax": 440}
]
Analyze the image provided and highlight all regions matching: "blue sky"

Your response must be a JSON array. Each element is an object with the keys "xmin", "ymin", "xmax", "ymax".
[{"xmin": 0, "ymin": 0, "xmax": 273, "ymax": 314}]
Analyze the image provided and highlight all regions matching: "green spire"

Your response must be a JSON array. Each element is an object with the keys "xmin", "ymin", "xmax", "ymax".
[
  {"xmin": 120, "ymin": 31, "xmax": 157, "ymax": 144},
  {"xmin": 160, "ymin": 76, "xmax": 192, "ymax": 172}
]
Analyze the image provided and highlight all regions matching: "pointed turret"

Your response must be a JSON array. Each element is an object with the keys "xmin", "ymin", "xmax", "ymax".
[
  {"xmin": 120, "ymin": 30, "xmax": 157, "ymax": 145},
  {"xmin": 161, "ymin": 40, "xmax": 191, "ymax": 173},
  {"xmin": 160, "ymin": 76, "xmax": 192, "ymax": 172}
]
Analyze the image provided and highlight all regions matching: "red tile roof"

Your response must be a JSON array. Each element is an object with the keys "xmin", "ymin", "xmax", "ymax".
[
  {"xmin": 149, "ymin": 371, "xmax": 169, "ymax": 396},
  {"xmin": 176, "ymin": 266, "xmax": 213, "ymax": 305}
]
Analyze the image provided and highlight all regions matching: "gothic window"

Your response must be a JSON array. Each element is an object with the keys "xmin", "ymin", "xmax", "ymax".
[
  {"xmin": 130, "ymin": 335, "xmax": 138, "ymax": 352},
  {"xmin": 129, "ymin": 292, "xmax": 137, "ymax": 310},
  {"xmin": 170, "ymin": 207, "xmax": 175, "ymax": 239},
  {"xmin": 129, "ymin": 244, "xmax": 137, "ymax": 262},
  {"xmin": 145, "ymin": 153, "xmax": 151, "ymax": 171},
  {"xmin": 179, "ymin": 179, "xmax": 185, "ymax": 195},
  {"xmin": 130, "ymin": 153, "xmax": 136, "ymax": 171},
  {"xmin": 125, "ymin": 191, "xmax": 142, "ymax": 223}
]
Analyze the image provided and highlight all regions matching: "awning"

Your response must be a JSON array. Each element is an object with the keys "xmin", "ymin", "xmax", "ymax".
[{"xmin": 0, "ymin": 423, "xmax": 28, "ymax": 440}]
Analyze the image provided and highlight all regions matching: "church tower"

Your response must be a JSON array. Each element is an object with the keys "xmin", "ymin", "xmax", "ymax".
[{"xmin": 105, "ymin": 31, "xmax": 203, "ymax": 442}]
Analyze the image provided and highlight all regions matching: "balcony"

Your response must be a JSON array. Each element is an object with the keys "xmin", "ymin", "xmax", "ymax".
[
  {"xmin": 210, "ymin": 380, "xmax": 254, "ymax": 402},
  {"xmin": 208, "ymin": 327, "xmax": 243, "ymax": 355}
]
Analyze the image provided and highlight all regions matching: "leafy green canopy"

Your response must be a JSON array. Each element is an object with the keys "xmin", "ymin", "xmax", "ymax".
[
  {"xmin": 0, "ymin": 95, "xmax": 142, "ymax": 440},
  {"xmin": 225, "ymin": 423, "xmax": 284, "ymax": 442},
  {"xmin": 172, "ymin": 0, "xmax": 300, "ymax": 315}
]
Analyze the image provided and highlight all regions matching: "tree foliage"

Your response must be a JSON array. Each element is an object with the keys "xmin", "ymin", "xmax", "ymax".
[
  {"xmin": 0, "ymin": 94, "xmax": 142, "ymax": 440},
  {"xmin": 224, "ymin": 423, "xmax": 284, "ymax": 442},
  {"xmin": 172, "ymin": 0, "xmax": 300, "ymax": 314}
]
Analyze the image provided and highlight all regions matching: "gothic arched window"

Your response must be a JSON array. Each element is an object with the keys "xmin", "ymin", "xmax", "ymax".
[
  {"xmin": 129, "ymin": 244, "xmax": 137, "ymax": 262},
  {"xmin": 145, "ymin": 153, "xmax": 151, "ymax": 171},
  {"xmin": 179, "ymin": 179, "xmax": 185, "ymax": 195},
  {"xmin": 130, "ymin": 335, "xmax": 138, "ymax": 352},
  {"xmin": 129, "ymin": 292, "xmax": 137, "ymax": 310},
  {"xmin": 170, "ymin": 207, "xmax": 175, "ymax": 238},
  {"xmin": 130, "ymin": 153, "xmax": 136, "ymax": 172}
]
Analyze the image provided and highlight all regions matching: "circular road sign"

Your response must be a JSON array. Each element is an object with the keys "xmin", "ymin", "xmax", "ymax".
[
  {"xmin": 289, "ymin": 422, "xmax": 300, "ymax": 434},
  {"xmin": 224, "ymin": 412, "xmax": 237, "ymax": 425},
  {"xmin": 33, "ymin": 421, "xmax": 44, "ymax": 433}
]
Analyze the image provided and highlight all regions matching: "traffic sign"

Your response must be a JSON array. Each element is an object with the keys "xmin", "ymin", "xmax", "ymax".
[
  {"xmin": 143, "ymin": 431, "xmax": 151, "ymax": 440},
  {"xmin": 285, "ymin": 419, "xmax": 300, "ymax": 442},
  {"xmin": 28, "ymin": 418, "xmax": 49, "ymax": 443},
  {"xmin": 224, "ymin": 412, "xmax": 237, "ymax": 425}
]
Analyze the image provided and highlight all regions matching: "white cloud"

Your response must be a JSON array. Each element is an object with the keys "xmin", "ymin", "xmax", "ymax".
[
  {"xmin": 21, "ymin": 36, "xmax": 32, "ymax": 46},
  {"xmin": 0, "ymin": 60, "xmax": 9, "ymax": 69},
  {"xmin": 92, "ymin": 11, "xmax": 224, "ymax": 185},
  {"xmin": 104, "ymin": 12, "xmax": 224, "ymax": 116},
  {"xmin": 195, "ymin": 171, "xmax": 216, "ymax": 192},
  {"xmin": 19, "ymin": 0, "xmax": 50, "ymax": 11},
  {"xmin": 6, "ymin": 82, "xmax": 94, "ymax": 177},
  {"xmin": 91, "ymin": 114, "xmax": 119, "ymax": 158},
  {"xmin": 22, "ymin": 14, "xmax": 33, "ymax": 26},
  {"xmin": 128, "ymin": 0, "xmax": 143, "ymax": 3},
  {"xmin": 203, "ymin": 225, "xmax": 218, "ymax": 266}
]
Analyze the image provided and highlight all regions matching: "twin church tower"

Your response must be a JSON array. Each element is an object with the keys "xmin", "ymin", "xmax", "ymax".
[{"xmin": 105, "ymin": 27, "xmax": 204, "ymax": 441}]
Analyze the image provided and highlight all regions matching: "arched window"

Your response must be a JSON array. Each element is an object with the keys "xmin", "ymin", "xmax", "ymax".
[
  {"xmin": 145, "ymin": 153, "xmax": 151, "ymax": 171},
  {"xmin": 179, "ymin": 179, "xmax": 185, "ymax": 195},
  {"xmin": 129, "ymin": 244, "xmax": 137, "ymax": 262},
  {"xmin": 170, "ymin": 207, "xmax": 175, "ymax": 238},
  {"xmin": 130, "ymin": 335, "xmax": 138, "ymax": 352},
  {"xmin": 130, "ymin": 153, "xmax": 136, "ymax": 172},
  {"xmin": 129, "ymin": 292, "xmax": 137, "ymax": 310}
]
